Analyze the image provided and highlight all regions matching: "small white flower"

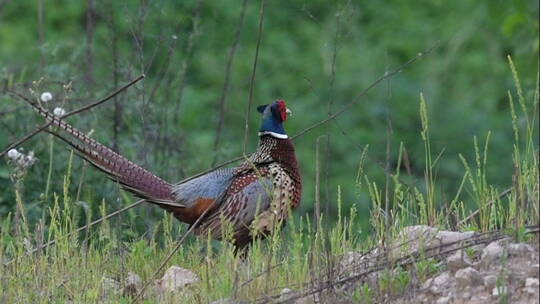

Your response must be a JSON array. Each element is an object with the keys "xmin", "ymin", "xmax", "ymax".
[
  {"xmin": 40, "ymin": 92, "xmax": 53, "ymax": 102},
  {"xmin": 26, "ymin": 151, "xmax": 36, "ymax": 162},
  {"xmin": 7, "ymin": 149, "xmax": 20, "ymax": 160},
  {"xmin": 53, "ymin": 107, "xmax": 66, "ymax": 117}
]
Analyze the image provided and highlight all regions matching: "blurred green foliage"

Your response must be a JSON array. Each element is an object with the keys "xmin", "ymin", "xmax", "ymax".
[{"xmin": 0, "ymin": 0, "xmax": 538, "ymax": 231}]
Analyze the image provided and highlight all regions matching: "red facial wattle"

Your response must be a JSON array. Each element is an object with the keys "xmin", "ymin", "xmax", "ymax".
[{"xmin": 277, "ymin": 100, "xmax": 287, "ymax": 121}]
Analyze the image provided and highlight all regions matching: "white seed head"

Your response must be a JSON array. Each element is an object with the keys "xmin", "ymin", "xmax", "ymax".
[
  {"xmin": 40, "ymin": 92, "xmax": 53, "ymax": 102},
  {"xmin": 53, "ymin": 107, "xmax": 66, "ymax": 117},
  {"xmin": 7, "ymin": 149, "xmax": 20, "ymax": 160}
]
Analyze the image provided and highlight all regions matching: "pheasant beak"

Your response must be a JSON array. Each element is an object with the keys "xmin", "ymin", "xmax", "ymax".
[{"xmin": 286, "ymin": 108, "xmax": 292, "ymax": 117}]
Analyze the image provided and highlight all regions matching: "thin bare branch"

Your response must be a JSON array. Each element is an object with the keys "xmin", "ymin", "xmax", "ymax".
[
  {"xmin": 213, "ymin": 0, "xmax": 249, "ymax": 165},
  {"xmin": 292, "ymin": 42, "xmax": 440, "ymax": 140},
  {"xmin": 85, "ymin": 0, "xmax": 96, "ymax": 87},
  {"xmin": 173, "ymin": 0, "xmax": 204, "ymax": 119},
  {"xmin": 0, "ymin": 75, "xmax": 145, "ymax": 158},
  {"xmin": 243, "ymin": 0, "xmax": 265, "ymax": 156}
]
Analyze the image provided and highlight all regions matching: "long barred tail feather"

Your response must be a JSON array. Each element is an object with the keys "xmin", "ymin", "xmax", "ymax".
[{"xmin": 29, "ymin": 101, "xmax": 179, "ymax": 207}]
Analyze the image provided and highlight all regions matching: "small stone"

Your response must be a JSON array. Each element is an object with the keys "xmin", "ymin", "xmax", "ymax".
[
  {"xmin": 455, "ymin": 267, "xmax": 483, "ymax": 287},
  {"xmin": 423, "ymin": 271, "xmax": 451, "ymax": 295},
  {"xmin": 481, "ymin": 241, "xmax": 504, "ymax": 265},
  {"xmin": 483, "ymin": 275, "xmax": 498, "ymax": 289},
  {"xmin": 155, "ymin": 266, "xmax": 199, "ymax": 294},
  {"xmin": 524, "ymin": 277, "xmax": 539, "ymax": 295},
  {"xmin": 436, "ymin": 230, "xmax": 475, "ymax": 246},
  {"xmin": 101, "ymin": 276, "xmax": 121, "ymax": 299},
  {"xmin": 279, "ymin": 288, "xmax": 296, "ymax": 302},
  {"xmin": 469, "ymin": 294, "xmax": 491, "ymax": 304},
  {"xmin": 526, "ymin": 277, "xmax": 539, "ymax": 288},
  {"xmin": 390, "ymin": 225, "xmax": 440, "ymax": 259},
  {"xmin": 492, "ymin": 286, "xmax": 507, "ymax": 297},
  {"xmin": 468, "ymin": 244, "xmax": 486, "ymax": 257},
  {"xmin": 507, "ymin": 243, "xmax": 534, "ymax": 257},
  {"xmin": 122, "ymin": 272, "xmax": 142, "ymax": 296},
  {"xmin": 527, "ymin": 264, "xmax": 539, "ymax": 277},
  {"xmin": 446, "ymin": 250, "xmax": 473, "ymax": 272},
  {"xmin": 435, "ymin": 296, "xmax": 450, "ymax": 304}
]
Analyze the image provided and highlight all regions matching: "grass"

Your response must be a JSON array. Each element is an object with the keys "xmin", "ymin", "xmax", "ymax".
[{"xmin": 0, "ymin": 59, "xmax": 538, "ymax": 303}]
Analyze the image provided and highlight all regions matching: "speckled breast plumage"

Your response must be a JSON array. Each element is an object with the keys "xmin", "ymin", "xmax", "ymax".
[{"xmin": 193, "ymin": 136, "xmax": 302, "ymax": 247}]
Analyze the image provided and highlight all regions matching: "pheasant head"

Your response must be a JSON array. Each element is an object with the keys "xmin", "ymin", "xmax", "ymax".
[{"xmin": 257, "ymin": 100, "xmax": 292, "ymax": 139}]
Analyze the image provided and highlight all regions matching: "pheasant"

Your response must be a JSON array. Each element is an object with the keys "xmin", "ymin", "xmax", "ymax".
[{"xmin": 28, "ymin": 99, "xmax": 301, "ymax": 248}]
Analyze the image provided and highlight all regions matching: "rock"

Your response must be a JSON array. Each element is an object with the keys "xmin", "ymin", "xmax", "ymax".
[
  {"xmin": 523, "ymin": 278, "xmax": 540, "ymax": 295},
  {"xmin": 483, "ymin": 275, "xmax": 498, "ymax": 289},
  {"xmin": 279, "ymin": 288, "xmax": 296, "ymax": 302},
  {"xmin": 391, "ymin": 226, "xmax": 477, "ymax": 260},
  {"xmin": 527, "ymin": 264, "xmax": 539, "ymax": 278},
  {"xmin": 423, "ymin": 271, "xmax": 451, "ymax": 295},
  {"xmin": 123, "ymin": 272, "xmax": 142, "ymax": 296},
  {"xmin": 526, "ymin": 277, "xmax": 540, "ymax": 287},
  {"xmin": 435, "ymin": 296, "xmax": 450, "ymax": 304},
  {"xmin": 455, "ymin": 267, "xmax": 483, "ymax": 287},
  {"xmin": 468, "ymin": 244, "xmax": 486, "ymax": 257},
  {"xmin": 392, "ymin": 225, "xmax": 439, "ymax": 257},
  {"xmin": 469, "ymin": 294, "xmax": 491, "ymax": 304},
  {"xmin": 446, "ymin": 250, "xmax": 473, "ymax": 272},
  {"xmin": 101, "ymin": 276, "xmax": 121, "ymax": 300},
  {"xmin": 436, "ymin": 230, "xmax": 475, "ymax": 246},
  {"xmin": 492, "ymin": 286, "xmax": 507, "ymax": 297},
  {"xmin": 340, "ymin": 250, "xmax": 375, "ymax": 271},
  {"xmin": 481, "ymin": 241, "xmax": 504, "ymax": 265},
  {"xmin": 507, "ymin": 243, "xmax": 534, "ymax": 257},
  {"xmin": 525, "ymin": 277, "xmax": 539, "ymax": 291},
  {"xmin": 155, "ymin": 266, "xmax": 199, "ymax": 294}
]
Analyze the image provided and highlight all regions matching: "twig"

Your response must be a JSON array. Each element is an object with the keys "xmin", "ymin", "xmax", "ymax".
[
  {"xmin": 243, "ymin": 0, "xmax": 265, "ymax": 156},
  {"xmin": 37, "ymin": 0, "xmax": 46, "ymax": 67},
  {"xmin": 85, "ymin": 0, "xmax": 96, "ymax": 87},
  {"xmin": 173, "ymin": 0, "xmax": 204, "ymax": 120},
  {"xmin": 292, "ymin": 42, "xmax": 440, "ymax": 140},
  {"xmin": 213, "ymin": 0, "xmax": 249, "ymax": 165},
  {"xmin": 0, "ymin": 75, "xmax": 145, "ymax": 158},
  {"xmin": 4, "ymin": 199, "xmax": 145, "ymax": 266}
]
